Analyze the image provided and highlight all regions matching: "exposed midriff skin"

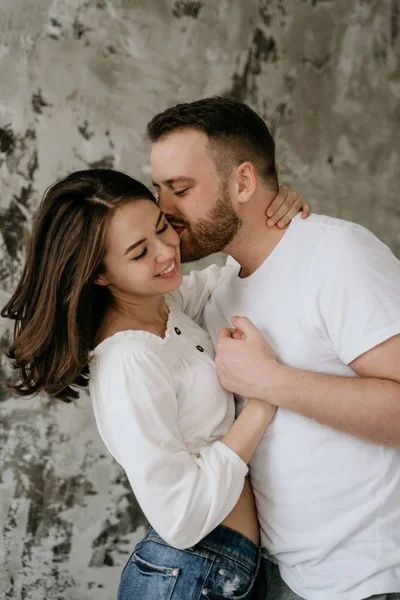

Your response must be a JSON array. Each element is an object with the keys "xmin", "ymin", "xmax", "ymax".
[{"xmin": 220, "ymin": 476, "xmax": 260, "ymax": 546}]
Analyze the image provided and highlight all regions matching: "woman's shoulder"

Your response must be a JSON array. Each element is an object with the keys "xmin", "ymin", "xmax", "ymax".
[
  {"xmin": 89, "ymin": 330, "xmax": 177, "ymax": 393},
  {"xmin": 89, "ymin": 331, "xmax": 178, "ymax": 412},
  {"xmin": 92, "ymin": 329, "xmax": 170, "ymax": 360}
]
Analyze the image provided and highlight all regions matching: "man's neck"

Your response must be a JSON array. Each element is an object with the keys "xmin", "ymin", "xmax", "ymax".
[{"xmin": 225, "ymin": 222, "xmax": 288, "ymax": 278}]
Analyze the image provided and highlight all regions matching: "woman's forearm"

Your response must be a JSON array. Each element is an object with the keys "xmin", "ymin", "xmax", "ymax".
[{"xmin": 221, "ymin": 398, "xmax": 276, "ymax": 464}]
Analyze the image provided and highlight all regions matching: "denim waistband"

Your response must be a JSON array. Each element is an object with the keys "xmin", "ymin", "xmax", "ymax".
[{"xmin": 145, "ymin": 526, "xmax": 260, "ymax": 571}]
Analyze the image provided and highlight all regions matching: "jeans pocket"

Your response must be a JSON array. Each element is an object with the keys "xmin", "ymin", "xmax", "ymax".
[
  {"xmin": 118, "ymin": 552, "xmax": 180, "ymax": 600},
  {"xmin": 203, "ymin": 559, "xmax": 256, "ymax": 599}
]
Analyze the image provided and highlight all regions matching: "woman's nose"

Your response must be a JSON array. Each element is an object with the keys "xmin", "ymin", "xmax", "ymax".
[{"xmin": 155, "ymin": 239, "xmax": 175, "ymax": 262}]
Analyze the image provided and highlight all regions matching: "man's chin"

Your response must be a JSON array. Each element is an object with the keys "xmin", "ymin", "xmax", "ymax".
[
  {"xmin": 178, "ymin": 230, "xmax": 218, "ymax": 263},
  {"xmin": 180, "ymin": 245, "xmax": 214, "ymax": 264},
  {"xmin": 179, "ymin": 245, "xmax": 199, "ymax": 264}
]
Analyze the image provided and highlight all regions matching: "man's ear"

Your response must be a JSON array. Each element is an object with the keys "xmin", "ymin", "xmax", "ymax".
[
  {"xmin": 236, "ymin": 162, "xmax": 257, "ymax": 204},
  {"xmin": 94, "ymin": 273, "xmax": 110, "ymax": 287},
  {"xmin": 275, "ymin": 163, "xmax": 279, "ymax": 176}
]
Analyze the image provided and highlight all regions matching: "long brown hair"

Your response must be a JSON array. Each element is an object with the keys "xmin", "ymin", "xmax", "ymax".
[{"xmin": 1, "ymin": 169, "xmax": 156, "ymax": 402}]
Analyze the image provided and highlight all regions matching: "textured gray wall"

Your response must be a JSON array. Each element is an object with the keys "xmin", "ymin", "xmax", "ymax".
[{"xmin": 1, "ymin": 1, "xmax": 399, "ymax": 598}]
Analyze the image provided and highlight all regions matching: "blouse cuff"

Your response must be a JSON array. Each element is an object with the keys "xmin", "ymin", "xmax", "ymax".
[{"xmin": 213, "ymin": 440, "xmax": 249, "ymax": 475}]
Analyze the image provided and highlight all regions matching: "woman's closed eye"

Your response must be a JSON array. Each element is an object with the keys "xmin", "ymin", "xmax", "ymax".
[
  {"xmin": 156, "ymin": 222, "xmax": 169, "ymax": 235},
  {"xmin": 133, "ymin": 247, "xmax": 148, "ymax": 261},
  {"xmin": 132, "ymin": 222, "xmax": 169, "ymax": 261}
]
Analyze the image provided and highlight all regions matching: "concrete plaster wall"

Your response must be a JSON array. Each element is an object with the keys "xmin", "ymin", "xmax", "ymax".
[{"xmin": 0, "ymin": 1, "xmax": 399, "ymax": 598}]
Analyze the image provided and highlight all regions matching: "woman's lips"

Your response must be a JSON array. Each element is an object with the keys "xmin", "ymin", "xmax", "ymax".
[{"xmin": 156, "ymin": 261, "xmax": 179, "ymax": 280}]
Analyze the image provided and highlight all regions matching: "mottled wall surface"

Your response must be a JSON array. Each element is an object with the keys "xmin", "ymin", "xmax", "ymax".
[{"xmin": 0, "ymin": 1, "xmax": 399, "ymax": 598}]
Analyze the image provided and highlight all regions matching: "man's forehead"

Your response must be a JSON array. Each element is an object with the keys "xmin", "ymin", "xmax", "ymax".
[
  {"xmin": 151, "ymin": 129, "xmax": 208, "ymax": 159},
  {"xmin": 150, "ymin": 130, "xmax": 212, "ymax": 180}
]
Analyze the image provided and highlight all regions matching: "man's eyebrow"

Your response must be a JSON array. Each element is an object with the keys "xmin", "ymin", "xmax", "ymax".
[
  {"xmin": 152, "ymin": 177, "xmax": 194, "ymax": 187},
  {"xmin": 123, "ymin": 211, "xmax": 165, "ymax": 255}
]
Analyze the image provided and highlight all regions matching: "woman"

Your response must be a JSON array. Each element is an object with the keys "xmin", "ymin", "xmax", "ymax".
[{"xmin": 2, "ymin": 169, "xmax": 307, "ymax": 599}]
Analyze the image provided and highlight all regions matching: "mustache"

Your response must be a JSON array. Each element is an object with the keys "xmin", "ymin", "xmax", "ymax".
[{"xmin": 166, "ymin": 215, "xmax": 190, "ymax": 228}]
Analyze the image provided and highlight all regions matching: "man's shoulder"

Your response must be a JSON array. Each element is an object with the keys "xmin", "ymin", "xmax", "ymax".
[
  {"xmin": 297, "ymin": 214, "xmax": 399, "ymax": 296},
  {"xmin": 292, "ymin": 213, "xmax": 383, "ymax": 255},
  {"xmin": 294, "ymin": 213, "xmax": 370, "ymax": 238}
]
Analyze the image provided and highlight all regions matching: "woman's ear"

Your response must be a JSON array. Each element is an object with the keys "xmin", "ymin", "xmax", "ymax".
[
  {"xmin": 275, "ymin": 163, "xmax": 279, "ymax": 176},
  {"xmin": 93, "ymin": 273, "xmax": 110, "ymax": 287}
]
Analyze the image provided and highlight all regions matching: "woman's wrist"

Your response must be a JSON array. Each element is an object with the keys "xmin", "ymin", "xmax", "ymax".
[{"xmin": 247, "ymin": 397, "xmax": 277, "ymax": 423}]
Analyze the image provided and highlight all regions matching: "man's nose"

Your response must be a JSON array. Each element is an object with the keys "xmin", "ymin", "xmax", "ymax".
[{"xmin": 157, "ymin": 190, "xmax": 175, "ymax": 216}]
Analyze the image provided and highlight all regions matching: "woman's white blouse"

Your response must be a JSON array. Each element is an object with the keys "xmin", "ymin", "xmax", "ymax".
[{"xmin": 89, "ymin": 265, "xmax": 248, "ymax": 550}]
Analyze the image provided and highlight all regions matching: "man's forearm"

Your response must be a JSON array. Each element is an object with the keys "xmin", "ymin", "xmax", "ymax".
[{"xmin": 266, "ymin": 366, "xmax": 400, "ymax": 446}]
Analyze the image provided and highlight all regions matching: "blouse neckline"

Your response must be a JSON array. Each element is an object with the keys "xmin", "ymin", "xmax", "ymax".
[{"xmin": 92, "ymin": 295, "xmax": 175, "ymax": 356}]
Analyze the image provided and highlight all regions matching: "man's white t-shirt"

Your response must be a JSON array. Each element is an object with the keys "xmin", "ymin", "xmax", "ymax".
[{"xmin": 202, "ymin": 214, "xmax": 400, "ymax": 600}]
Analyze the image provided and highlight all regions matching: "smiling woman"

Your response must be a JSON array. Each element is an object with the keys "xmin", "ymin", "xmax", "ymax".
[
  {"xmin": 94, "ymin": 200, "xmax": 181, "ymax": 308},
  {"xmin": 93, "ymin": 199, "xmax": 183, "ymax": 342},
  {"xmin": 2, "ymin": 169, "xmax": 157, "ymax": 400},
  {"xmin": 2, "ymin": 167, "xmax": 279, "ymax": 600}
]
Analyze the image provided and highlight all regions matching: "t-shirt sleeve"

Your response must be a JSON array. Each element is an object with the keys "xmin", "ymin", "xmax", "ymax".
[
  {"xmin": 304, "ymin": 225, "xmax": 400, "ymax": 365},
  {"xmin": 171, "ymin": 263, "xmax": 236, "ymax": 324},
  {"xmin": 90, "ymin": 340, "xmax": 248, "ymax": 549}
]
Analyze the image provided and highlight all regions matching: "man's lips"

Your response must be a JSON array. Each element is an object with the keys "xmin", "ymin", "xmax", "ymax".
[{"xmin": 171, "ymin": 224, "xmax": 186, "ymax": 236}]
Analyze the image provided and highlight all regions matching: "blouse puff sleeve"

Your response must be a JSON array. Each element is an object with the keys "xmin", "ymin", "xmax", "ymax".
[
  {"xmin": 170, "ymin": 263, "xmax": 237, "ymax": 325},
  {"xmin": 90, "ymin": 339, "xmax": 248, "ymax": 550}
]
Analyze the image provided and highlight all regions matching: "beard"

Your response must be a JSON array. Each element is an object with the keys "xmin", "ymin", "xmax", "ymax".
[{"xmin": 175, "ymin": 185, "xmax": 242, "ymax": 263}]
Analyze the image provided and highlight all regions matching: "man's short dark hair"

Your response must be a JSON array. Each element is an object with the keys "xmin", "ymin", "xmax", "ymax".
[{"xmin": 147, "ymin": 96, "xmax": 278, "ymax": 189}]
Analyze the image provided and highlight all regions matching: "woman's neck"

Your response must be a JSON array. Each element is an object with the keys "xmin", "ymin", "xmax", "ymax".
[
  {"xmin": 112, "ymin": 293, "xmax": 168, "ymax": 322},
  {"xmin": 96, "ymin": 293, "xmax": 169, "ymax": 344}
]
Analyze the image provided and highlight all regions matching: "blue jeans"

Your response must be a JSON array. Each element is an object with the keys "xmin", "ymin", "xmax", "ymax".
[
  {"xmin": 253, "ymin": 557, "xmax": 400, "ymax": 600},
  {"xmin": 118, "ymin": 526, "xmax": 260, "ymax": 599}
]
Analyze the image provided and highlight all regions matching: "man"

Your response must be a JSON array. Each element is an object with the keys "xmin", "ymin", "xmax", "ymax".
[{"xmin": 148, "ymin": 97, "xmax": 400, "ymax": 600}]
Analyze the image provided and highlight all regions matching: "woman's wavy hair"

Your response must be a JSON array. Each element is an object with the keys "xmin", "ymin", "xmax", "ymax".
[{"xmin": 1, "ymin": 169, "xmax": 156, "ymax": 402}]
